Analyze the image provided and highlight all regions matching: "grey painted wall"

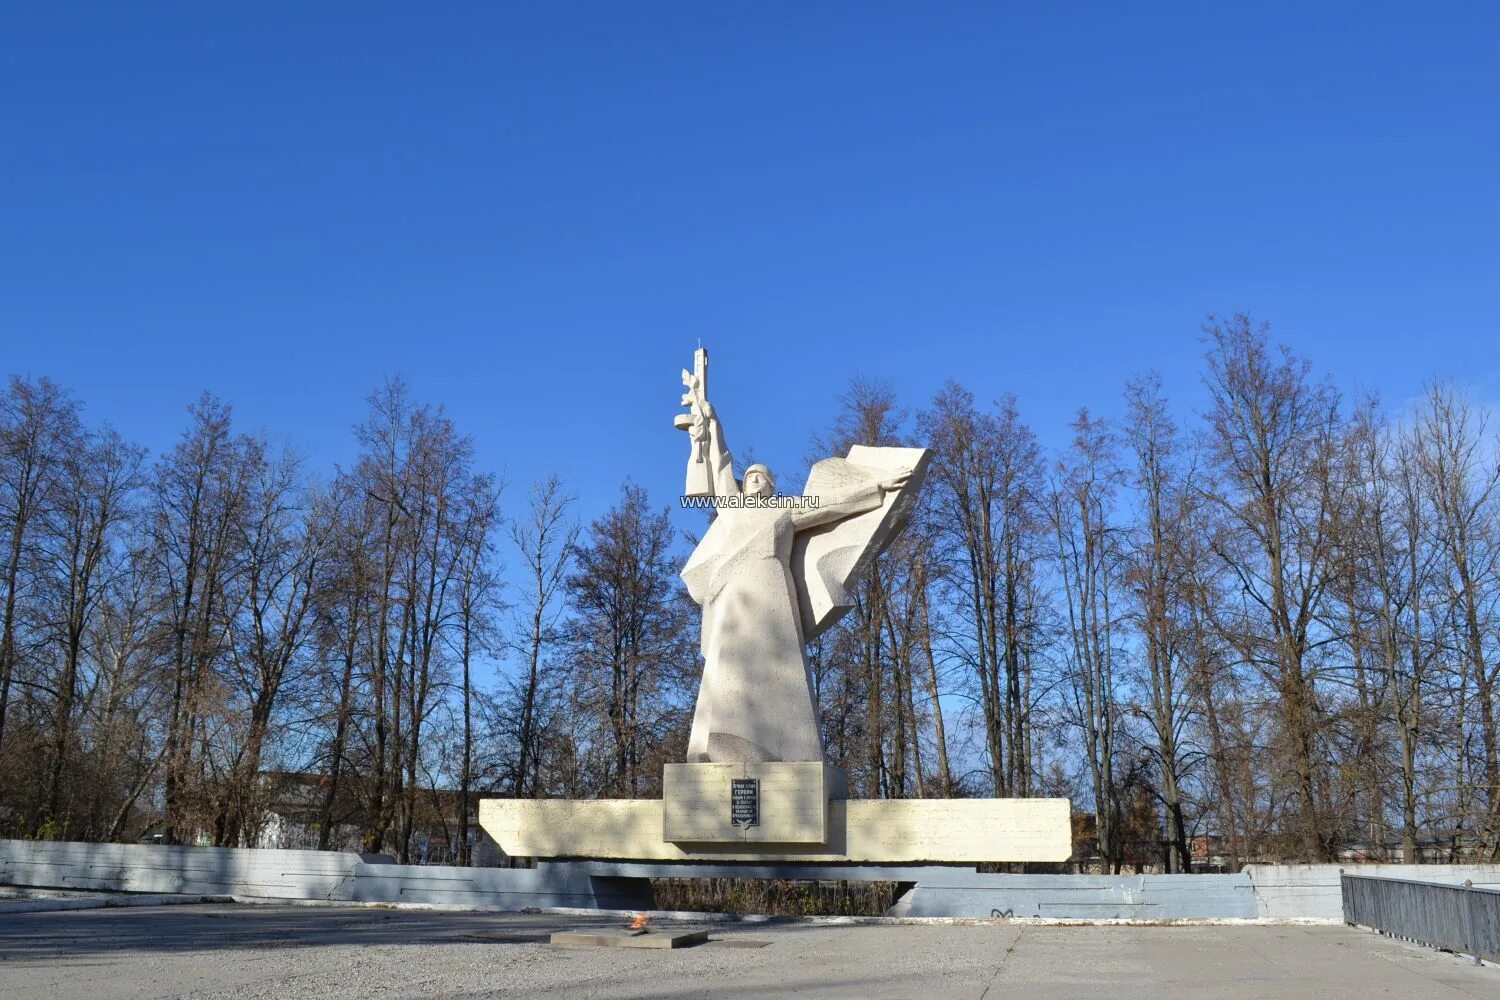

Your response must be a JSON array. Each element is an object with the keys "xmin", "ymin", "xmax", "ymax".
[
  {"xmin": 6, "ymin": 841, "xmax": 1499, "ymax": 921},
  {"xmin": 0, "ymin": 840, "xmax": 637, "ymax": 911},
  {"xmin": 0, "ymin": 840, "xmax": 377, "ymax": 900},
  {"xmin": 889, "ymin": 872, "xmax": 1257, "ymax": 919},
  {"xmin": 886, "ymin": 865, "xmax": 1500, "ymax": 922}
]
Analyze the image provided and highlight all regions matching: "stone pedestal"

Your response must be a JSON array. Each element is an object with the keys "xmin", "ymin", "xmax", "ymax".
[{"xmin": 663, "ymin": 762, "xmax": 848, "ymax": 845}]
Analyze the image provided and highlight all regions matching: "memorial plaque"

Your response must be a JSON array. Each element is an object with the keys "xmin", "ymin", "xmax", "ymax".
[{"xmin": 730, "ymin": 778, "xmax": 759, "ymax": 828}]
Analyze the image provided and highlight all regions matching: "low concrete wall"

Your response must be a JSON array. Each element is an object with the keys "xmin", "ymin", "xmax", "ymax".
[
  {"xmin": 0, "ymin": 841, "xmax": 641, "ymax": 911},
  {"xmin": 894, "ymin": 866, "xmax": 1500, "ymax": 921},
  {"xmin": 890, "ymin": 872, "xmax": 1257, "ymax": 919},
  {"xmin": 1244, "ymin": 864, "xmax": 1500, "ymax": 920},
  {"xmin": 0, "ymin": 840, "xmax": 377, "ymax": 900},
  {"xmin": 8, "ymin": 840, "xmax": 1498, "ymax": 921}
]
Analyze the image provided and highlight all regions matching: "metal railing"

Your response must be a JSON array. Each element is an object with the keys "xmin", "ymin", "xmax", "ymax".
[{"xmin": 1341, "ymin": 873, "xmax": 1500, "ymax": 964}]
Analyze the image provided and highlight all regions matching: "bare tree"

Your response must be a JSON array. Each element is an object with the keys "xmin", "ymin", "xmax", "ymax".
[
  {"xmin": 149, "ymin": 394, "xmax": 255, "ymax": 843},
  {"xmin": 1051, "ymin": 409, "xmax": 1125, "ymax": 870},
  {"xmin": 1414, "ymin": 384, "xmax": 1500, "ymax": 856},
  {"xmin": 394, "ymin": 405, "xmax": 470, "ymax": 862},
  {"xmin": 1355, "ymin": 405, "xmax": 1437, "ymax": 862},
  {"xmin": 507, "ymin": 474, "xmax": 577, "ymax": 798},
  {"xmin": 214, "ymin": 447, "xmax": 325, "ymax": 846},
  {"xmin": 566, "ymin": 485, "xmax": 693, "ymax": 796},
  {"xmin": 1122, "ymin": 373, "xmax": 1194, "ymax": 872},
  {"xmin": 810, "ymin": 378, "xmax": 913, "ymax": 796},
  {"xmin": 42, "ymin": 427, "xmax": 142, "ymax": 833},
  {"xmin": 93, "ymin": 556, "xmax": 166, "ymax": 842},
  {"xmin": 1202, "ymin": 315, "xmax": 1344, "ymax": 860},
  {"xmin": 0, "ymin": 377, "xmax": 80, "ymax": 763},
  {"xmin": 918, "ymin": 383, "xmax": 1045, "ymax": 797},
  {"xmin": 311, "ymin": 475, "xmax": 377, "ymax": 850},
  {"xmin": 451, "ymin": 472, "xmax": 502, "ymax": 862}
]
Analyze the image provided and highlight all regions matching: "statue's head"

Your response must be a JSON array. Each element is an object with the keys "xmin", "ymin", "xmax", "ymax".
[{"xmin": 742, "ymin": 464, "xmax": 775, "ymax": 498}]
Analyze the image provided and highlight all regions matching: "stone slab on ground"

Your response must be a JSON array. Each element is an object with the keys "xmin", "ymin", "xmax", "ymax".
[
  {"xmin": 550, "ymin": 927, "xmax": 709, "ymax": 949},
  {"xmin": 2, "ymin": 902, "xmax": 1498, "ymax": 999}
]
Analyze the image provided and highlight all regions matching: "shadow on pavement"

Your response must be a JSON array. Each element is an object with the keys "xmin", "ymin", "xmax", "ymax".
[{"xmin": 0, "ymin": 903, "xmax": 903, "ymax": 962}]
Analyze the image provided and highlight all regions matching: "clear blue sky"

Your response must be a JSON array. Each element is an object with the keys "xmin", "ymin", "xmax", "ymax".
[{"xmin": 4, "ymin": 4, "xmax": 1496, "ymax": 527}]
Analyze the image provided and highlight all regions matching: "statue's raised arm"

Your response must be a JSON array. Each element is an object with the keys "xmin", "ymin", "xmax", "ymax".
[{"xmin": 675, "ymin": 347, "xmax": 738, "ymax": 499}]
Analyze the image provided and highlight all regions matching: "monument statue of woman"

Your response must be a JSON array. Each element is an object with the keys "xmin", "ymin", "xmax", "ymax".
[
  {"xmin": 479, "ymin": 349, "xmax": 1066, "ymax": 865},
  {"xmin": 675, "ymin": 349, "xmax": 928, "ymax": 765}
]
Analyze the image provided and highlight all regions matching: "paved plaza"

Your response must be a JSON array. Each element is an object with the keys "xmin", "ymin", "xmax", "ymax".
[{"xmin": 1, "ymin": 903, "xmax": 1496, "ymax": 999}]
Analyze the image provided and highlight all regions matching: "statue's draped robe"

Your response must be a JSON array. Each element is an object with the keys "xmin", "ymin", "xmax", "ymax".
[
  {"xmin": 684, "ymin": 506, "xmax": 822, "ymax": 763},
  {"xmin": 679, "ymin": 444, "xmax": 930, "ymax": 764}
]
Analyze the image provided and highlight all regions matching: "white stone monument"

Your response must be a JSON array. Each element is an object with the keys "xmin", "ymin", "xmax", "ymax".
[
  {"xmin": 676, "ymin": 347, "xmax": 924, "ymax": 767},
  {"xmin": 481, "ymin": 348, "xmax": 1070, "ymax": 863}
]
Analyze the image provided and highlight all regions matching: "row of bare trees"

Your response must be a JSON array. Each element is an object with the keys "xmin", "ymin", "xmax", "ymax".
[
  {"xmin": 2, "ymin": 316, "xmax": 1497, "ymax": 869},
  {"xmin": 0, "ymin": 378, "xmax": 692, "ymax": 860},
  {"xmin": 807, "ymin": 316, "xmax": 1500, "ymax": 869}
]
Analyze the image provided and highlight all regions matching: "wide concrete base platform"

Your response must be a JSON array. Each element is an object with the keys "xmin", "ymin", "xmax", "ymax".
[
  {"xmin": 550, "ymin": 927, "xmax": 709, "ymax": 949},
  {"xmin": 481, "ymin": 796, "xmax": 1071, "ymax": 862},
  {"xmin": 2, "ymin": 903, "xmax": 1497, "ymax": 999}
]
